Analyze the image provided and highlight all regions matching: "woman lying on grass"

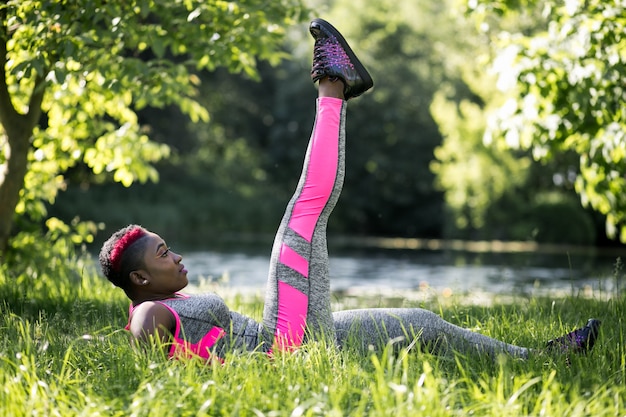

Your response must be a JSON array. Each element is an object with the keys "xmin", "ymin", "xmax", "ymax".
[{"xmin": 99, "ymin": 19, "xmax": 600, "ymax": 362}]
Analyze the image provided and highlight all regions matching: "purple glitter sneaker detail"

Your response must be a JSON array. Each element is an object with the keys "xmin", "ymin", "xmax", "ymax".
[
  {"xmin": 309, "ymin": 19, "xmax": 373, "ymax": 100},
  {"xmin": 312, "ymin": 36, "xmax": 356, "ymax": 81},
  {"xmin": 546, "ymin": 318, "xmax": 601, "ymax": 354}
]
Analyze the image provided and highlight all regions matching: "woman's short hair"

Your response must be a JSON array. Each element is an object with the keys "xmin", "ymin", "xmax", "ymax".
[{"xmin": 99, "ymin": 225, "xmax": 149, "ymax": 290}]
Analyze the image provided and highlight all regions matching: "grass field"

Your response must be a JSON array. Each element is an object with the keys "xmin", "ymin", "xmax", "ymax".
[{"xmin": 1, "ymin": 264, "xmax": 624, "ymax": 417}]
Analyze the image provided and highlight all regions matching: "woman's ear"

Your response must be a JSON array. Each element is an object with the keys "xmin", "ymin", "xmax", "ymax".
[{"xmin": 130, "ymin": 271, "xmax": 149, "ymax": 286}]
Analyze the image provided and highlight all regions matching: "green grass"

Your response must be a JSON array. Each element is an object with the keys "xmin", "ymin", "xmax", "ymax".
[{"xmin": 1, "ymin": 266, "xmax": 625, "ymax": 417}]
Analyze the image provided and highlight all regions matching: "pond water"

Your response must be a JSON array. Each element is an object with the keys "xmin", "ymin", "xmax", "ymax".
[{"xmin": 182, "ymin": 243, "xmax": 625, "ymax": 299}]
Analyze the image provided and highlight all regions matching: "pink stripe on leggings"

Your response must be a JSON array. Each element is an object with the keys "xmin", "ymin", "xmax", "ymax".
[
  {"xmin": 287, "ymin": 97, "xmax": 343, "ymax": 242},
  {"xmin": 274, "ymin": 280, "xmax": 308, "ymax": 350},
  {"xmin": 279, "ymin": 243, "xmax": 309, "ymax": 278}
]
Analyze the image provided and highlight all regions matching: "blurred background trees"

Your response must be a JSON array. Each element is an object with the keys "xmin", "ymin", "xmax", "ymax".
[{"xmin": 2, "ymin": 0, "xmax": 625, "ymax": 271}]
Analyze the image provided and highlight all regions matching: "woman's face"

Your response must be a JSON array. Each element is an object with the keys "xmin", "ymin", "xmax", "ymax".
[{"xmin": 137, "ymin": 232, "xmax": 188, "ymax": 294}]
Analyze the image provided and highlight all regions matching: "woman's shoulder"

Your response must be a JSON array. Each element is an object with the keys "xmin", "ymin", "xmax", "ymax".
[{"xmin": 128, "ymin": 301, "xmax": 175, "ymax": 341}]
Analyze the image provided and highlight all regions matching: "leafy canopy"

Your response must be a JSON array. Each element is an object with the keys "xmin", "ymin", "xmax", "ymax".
[
  {"xmin": 472, "ymin": 0, "xmax": 626, "ymax": 241},
  {"xmin": 6, "ymin": 0, "xmax": 303, "ymax": 185}
]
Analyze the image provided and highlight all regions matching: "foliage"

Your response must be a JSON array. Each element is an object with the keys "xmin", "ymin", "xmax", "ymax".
[
  {"xmin": 1, "ymin": 263, "xmax": 625, "ymax": 416},
  {"xmin": 2, "ymin": 215, "xmax": 98, "ymax": 300},
  {"xmin": 429, "ymin": 63, "xmax": 596, "ymax": 243},
  {"xmin": 427, "ymin": 0, "xmax": 604, "ymax": 245},
  {"xmin": 430, "ymin": 83, "xmax": 531, "ymax": 233},
  {"xmin": 470, "ymin": 0, "xmax": 626, "ymax": 241},
  {"xmin": 0, "ymin": 0, "xmax": 306, "ymax": 256}
]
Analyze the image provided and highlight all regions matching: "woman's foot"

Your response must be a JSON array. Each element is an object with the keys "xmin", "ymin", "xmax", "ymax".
[
  {"xmin": 546, "ymin": 318, "xmax": 601, "ymax": 354},
  {"xmin": 309, "ymin": 18, "xmax": 373, "ymax": 100}
]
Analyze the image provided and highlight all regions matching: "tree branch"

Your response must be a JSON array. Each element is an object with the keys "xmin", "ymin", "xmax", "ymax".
[
  {"xmin": 0, "ymin": 8, "xmax": 23, "ymax": 137},
  {"xmin": 24, "ymin": 73, "xmax": 46, "ymax": 129},
  {"xmin": 0, "ymin": 9, "xmax": 45, "ymax": 138}
]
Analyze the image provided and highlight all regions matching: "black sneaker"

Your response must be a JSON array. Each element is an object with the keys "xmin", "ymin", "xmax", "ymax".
[
  {"xmin": 309, "ymin": 18, "xmax": 374, "ymax": 100},
  {"xmin": 546, "ymin": 318, "xmax": 601, "ymax": 354}
]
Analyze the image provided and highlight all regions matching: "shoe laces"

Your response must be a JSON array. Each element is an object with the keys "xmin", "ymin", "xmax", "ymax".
[{"xmin": 312, "ymin": 37, "xmax": 354, "ymax": 77}]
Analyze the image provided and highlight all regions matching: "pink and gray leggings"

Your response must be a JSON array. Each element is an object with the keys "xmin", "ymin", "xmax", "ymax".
[{"xmin": 256, "ymin": 97, "xmax": 529, "ymax": 358}]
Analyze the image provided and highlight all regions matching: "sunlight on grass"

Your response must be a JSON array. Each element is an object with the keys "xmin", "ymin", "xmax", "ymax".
[{"xmin": 1, "ymin": 267, "xmax": 625, "ymax": 416}]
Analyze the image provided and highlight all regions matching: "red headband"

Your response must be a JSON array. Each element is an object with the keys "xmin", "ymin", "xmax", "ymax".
[{"xmin": 110, "ymin": 227, "xmax": 147, "ymax": 272}]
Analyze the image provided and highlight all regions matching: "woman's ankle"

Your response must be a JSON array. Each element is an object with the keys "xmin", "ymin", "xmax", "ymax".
[{"xmin": 318, "ymin": 76, "xmax": 345, "ymax": 100}]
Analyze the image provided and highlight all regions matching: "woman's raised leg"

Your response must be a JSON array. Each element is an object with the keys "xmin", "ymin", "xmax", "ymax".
[
  {"xmin": 261, "ymin": 19, "xmax": 373, "ymax": 351},
  {"xmin": 261, "ymin": 93, "xmax": 345, "ymax": 350}
]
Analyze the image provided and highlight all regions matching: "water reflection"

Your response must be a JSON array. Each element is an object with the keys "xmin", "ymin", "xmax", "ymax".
[{"xmin": 183, "ymin": 246, "xmax": 623, "ymax": 297}]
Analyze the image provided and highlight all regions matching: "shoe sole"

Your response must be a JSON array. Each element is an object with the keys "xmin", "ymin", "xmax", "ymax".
[{"xmin": 310, "ymin": 18, "xmax": 374, "ymax": 98}]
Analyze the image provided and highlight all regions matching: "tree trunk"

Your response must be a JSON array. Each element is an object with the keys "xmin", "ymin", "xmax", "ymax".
[
  {"xmin": 0, "ymin": 132, "xmax": 30, "ymax": 254},
  {"xmin": 0, "ymin": 24, "xmax": 45, "ymax": 256}
]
